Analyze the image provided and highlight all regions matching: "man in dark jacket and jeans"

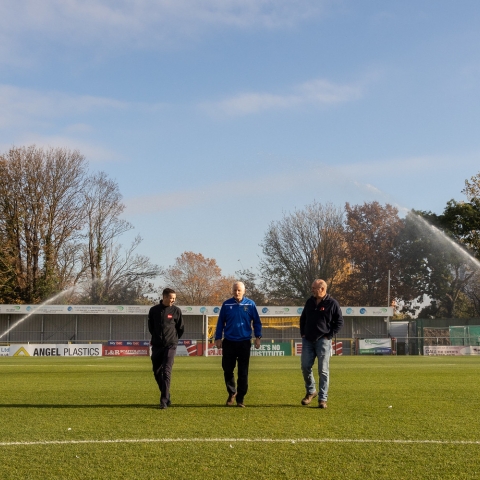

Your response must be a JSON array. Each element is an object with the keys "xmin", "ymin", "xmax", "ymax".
[
  {"xmin": 148, "ymin": 288, "xmax": 184, "ymax": 409},
  {"xmin": 300, "ymin": 279, "xmax": 343, "ymax": 409}
]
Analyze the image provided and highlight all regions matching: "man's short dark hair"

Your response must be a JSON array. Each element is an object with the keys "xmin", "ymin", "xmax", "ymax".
[{"xmin": 162, "ymin": 288, "xmax": 176, "ymax": 297}]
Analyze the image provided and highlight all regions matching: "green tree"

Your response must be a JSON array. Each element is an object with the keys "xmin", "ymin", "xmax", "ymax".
[
  {"xmin": 398, "ymin": 210, "xmax": 476, "ymax": 318},
  {"xmin": 429, "ymin": 199, "xmax": 480, "ymax": 258}
]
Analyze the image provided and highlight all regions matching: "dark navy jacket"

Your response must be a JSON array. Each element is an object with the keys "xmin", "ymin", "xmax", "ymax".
[
  {"xmin": 300, "ymin": 294, "xmax": 344, "ymax": 342},
  {"xmin": 148, "ymin": 302, "xmax": 184, "ymax": 347}
]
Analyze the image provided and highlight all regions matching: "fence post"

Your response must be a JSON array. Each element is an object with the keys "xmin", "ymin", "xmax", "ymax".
[{"xmin": 204, "ymin": 315, "xmax": 208, "ymax": 357}]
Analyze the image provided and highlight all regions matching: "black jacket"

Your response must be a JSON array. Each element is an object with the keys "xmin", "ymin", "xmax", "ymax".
[
  {"xmin": 148, "ymin": 302, "xmax": 184, "ymax": 347},
  {"xmin": 300, "ymin": 294, "xmax": 344, "ymax": 342}
]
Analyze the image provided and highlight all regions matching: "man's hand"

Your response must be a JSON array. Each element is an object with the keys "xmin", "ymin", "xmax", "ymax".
[
  {"xmin": 254, "ymin": 337, "xmax": 261, "ymax": 349},
  {"xmin": 215, "ymin": 339, "xmax": 222, "ymax": 349}
]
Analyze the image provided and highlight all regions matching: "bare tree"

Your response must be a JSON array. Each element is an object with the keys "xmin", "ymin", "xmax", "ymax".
[
  {"xmin": 82, "ymin": 171, "xmax": 133, "ymax": 302},
  {"xmin": 463, "ymin": 171, "xmax": 480, "ymax": 202},
  {"xmin": 259, "ymin": 201, "xmax": 347, "ymax": 303},
  {"xmin": 235, "ymin": 268, "xmax": 268, "ymax": 305},
  {"xmin": 79, "ymin": 235, "xmax": 160, "ymax": 304}
]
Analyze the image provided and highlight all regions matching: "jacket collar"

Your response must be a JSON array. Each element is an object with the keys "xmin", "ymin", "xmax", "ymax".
[{"xmin": 311, "ymin": 294, "xmax": 329, "ymax": 303}]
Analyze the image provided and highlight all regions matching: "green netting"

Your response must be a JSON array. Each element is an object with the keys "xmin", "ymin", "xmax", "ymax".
[
  {"xmin": 449, "ymin": 326, "xmax": 480, "ymax": 346},
  {"xmin": 467, "ymin": 326, "xmax": 480, "ymax": 346}
]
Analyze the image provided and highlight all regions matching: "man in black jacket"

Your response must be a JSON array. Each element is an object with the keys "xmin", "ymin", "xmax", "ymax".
[
  {"xmin": 300, "ymin": 279, "xmax": 343, "ymax": 409},
  {"xmin": 148, "ymin": 288, "xmax": 184, "ymax": 409}
]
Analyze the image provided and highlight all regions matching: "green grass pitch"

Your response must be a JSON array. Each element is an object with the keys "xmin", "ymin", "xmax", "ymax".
[{"xmin": 1, "ymin": 355, "xmax": 480, "ymax": 479}]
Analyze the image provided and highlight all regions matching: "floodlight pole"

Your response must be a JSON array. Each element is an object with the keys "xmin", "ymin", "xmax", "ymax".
[
  {"xmin": 204, "ymin": 315, "xmax": 208, "ymax": 357},
  {"xmin": 386, "ymin": 270, "xmax": 391, "ymax": 337}
]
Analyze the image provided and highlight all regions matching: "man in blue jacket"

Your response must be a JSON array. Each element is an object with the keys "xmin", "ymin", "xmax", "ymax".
[
  {"xmin": 215, "ymin": 281, "xmax": 262, "ymax": 407},
  {"xmin": 300, "ymin": 279, "xmax": 343, "ymax": 409}
]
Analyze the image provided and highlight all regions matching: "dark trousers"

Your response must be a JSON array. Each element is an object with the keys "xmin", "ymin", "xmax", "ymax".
[
  {"xmin": 222, "ymin": 339, "xmax": 251, "ymax": 404},
  {"xmin": 151, "ymin": 345, "xmax": 177, "ymax": 407}
]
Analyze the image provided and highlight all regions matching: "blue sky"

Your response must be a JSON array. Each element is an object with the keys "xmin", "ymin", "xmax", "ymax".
[{"xmin": 1, "ymin": 0, "xmax": 480, "ymax": 277}]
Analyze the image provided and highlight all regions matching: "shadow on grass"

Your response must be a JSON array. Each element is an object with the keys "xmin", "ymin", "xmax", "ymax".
[
  {"xmin": 0, "ymin": 403, "xmax": 305, "ymax": 409},
  {"xmin": 0, "ymin": 404, "xmax": 159, "ymax": 409},
  {"xmin": 173, "ymin": 404, "xmax": 302, "ymax": 408}
]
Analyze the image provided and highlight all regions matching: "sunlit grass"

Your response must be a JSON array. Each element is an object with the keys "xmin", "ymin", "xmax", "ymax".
[{"xmin": 1, "ymin": 355, "xmax": 479, "ymax": 479}]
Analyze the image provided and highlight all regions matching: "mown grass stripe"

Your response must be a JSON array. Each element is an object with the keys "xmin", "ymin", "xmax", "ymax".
[{"xmin": 2, "ymin": 438, "xmax": 480, "ymax": 447}]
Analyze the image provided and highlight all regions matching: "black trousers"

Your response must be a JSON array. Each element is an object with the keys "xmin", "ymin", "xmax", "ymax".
[
  {"xmin": 222, "ymin": 339, "xmax": 251, "ymax": 404},
  {"xmin": 151, "ymin": 345, "xmax": 177, "ymax": 407}
]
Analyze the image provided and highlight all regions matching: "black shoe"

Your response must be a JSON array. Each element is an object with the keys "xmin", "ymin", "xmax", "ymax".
[
  {"xmin": 159, "ymin": 404, "xmax": 168, "ymax": 410},
  {"xmin": 160, "ymin": 394, "xmax": 171, "ymax": 407}
]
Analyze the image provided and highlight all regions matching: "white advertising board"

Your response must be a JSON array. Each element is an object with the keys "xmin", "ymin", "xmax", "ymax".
[
  {"xmin": 359, "ymin": 339, "xmax": 392, "ymax": 355},
  {"xmin": 0, "ymin": 304, "xmax": 393, "ymax": 316},
  {"xmin": 423, "ymin": 345, "xmax": 480, "ymax": 356},
  {"xmin": 9, "ymin": 344, "xmax": 102, "ymax": 357}
]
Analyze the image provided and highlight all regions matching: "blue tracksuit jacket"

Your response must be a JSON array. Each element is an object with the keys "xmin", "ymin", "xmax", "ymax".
[{"xmin": 214, "ymin": 296, "xmax": 262, "ymax": 342}]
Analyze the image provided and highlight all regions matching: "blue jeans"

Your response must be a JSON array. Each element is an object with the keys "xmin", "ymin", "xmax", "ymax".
[{"xmin": 301, "ymin": 337, "xmax": 331, "ymax": 402}]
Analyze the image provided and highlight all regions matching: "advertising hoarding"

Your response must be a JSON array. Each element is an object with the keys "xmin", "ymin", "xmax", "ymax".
[
  {"xmin": 358, "ymin": 339, "xmax": 392, "ymax": 355},
  {"xmin": 423, "ymin": 345, "xmax": 480, "ymax": 356},
  {"xmin": 9, "ymin": 344, "xmax": 102, "ymax": 357}
]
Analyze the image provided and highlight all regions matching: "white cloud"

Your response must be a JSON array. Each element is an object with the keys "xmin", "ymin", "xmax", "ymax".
[
  {"xmin": 124, "ymin": 159, "xmax": 382, "ymax": 216},
  {"xmin": 0, "ymin": 84, "xmax": 123, "ymax": 128},
  {"xmin": 337, "ymin": 155, "xmax": 453, "ymax": 179},
  {"xmin": 0, "ymin": 84, "xmax": 162, "ymax": 128},
  {"xmin": 201, "ymin": 77, "xmax": 364, "ymax": 116},
  {"xmin": 125, "ymin": 167, "xmax": 300, "ymax": 215},
  {"xmin": 124, "ymin": 152, "xmax": 480, "ymax": 216},
  {"xmin": 0, "ymin": 0, "xmax": 327, "ymax": 55}
]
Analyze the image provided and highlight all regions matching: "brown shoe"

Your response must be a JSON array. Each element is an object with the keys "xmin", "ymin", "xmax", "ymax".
[
  {"xmin": 318, "ymin": 401, "xmax": 327, "ymax": 409},
  {"xmin": 237, "ymin": 402, "xmax": 246, "ymax": 408},
  {"xmin": 226, "ymin": 393, "xmax": 237, "ymax": 406},
  {"xmin": 301, "ymin": 391, "xmax": 318, "ymax": 405}
]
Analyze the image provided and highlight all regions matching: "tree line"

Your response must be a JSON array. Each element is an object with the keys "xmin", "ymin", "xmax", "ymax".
[
  {"xmin": 2, "ymin": 145, "xmax": 480, "ymax": 319},
  {"xmin": 163, "ymin": 178, "xmax": 480, "ymax": 319},
  {"xmin": 257, "ymin": 194, "xmax": 480, "ymax": 319},
  {"xmin": 0, "ymin": 146, "xmax": 158, "ymax": 305}
]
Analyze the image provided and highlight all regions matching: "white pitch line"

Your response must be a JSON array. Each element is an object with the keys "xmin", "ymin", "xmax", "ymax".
[{"xmin": 1, "ymin": 438, "xmax": 480, "ymax": 447}]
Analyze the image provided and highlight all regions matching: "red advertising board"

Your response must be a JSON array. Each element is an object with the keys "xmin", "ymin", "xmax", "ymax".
[{"xmin": 102, "ymin": 345, "xmax": 149, "ymax": 356}]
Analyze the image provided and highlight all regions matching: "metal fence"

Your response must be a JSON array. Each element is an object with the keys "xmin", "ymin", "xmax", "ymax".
[
  {"xmin": 0, "ymin": 313, "xmax": 389, "ymax": 345},
  {"xmin": 2, "ymin": 313, "xmax": 480, "ymax": 356},
  {"xmin": 0, "ymin": 314, "xmax": 204, "ymax": 344}
]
